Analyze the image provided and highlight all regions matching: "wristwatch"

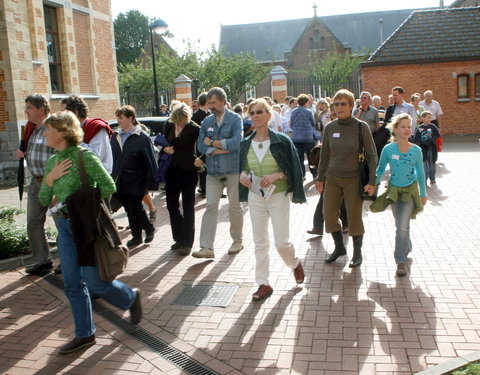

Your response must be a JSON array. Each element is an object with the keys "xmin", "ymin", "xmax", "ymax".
[{"xmin": 210, "ymin": 139, "xmax": 215, "ymax": 147}]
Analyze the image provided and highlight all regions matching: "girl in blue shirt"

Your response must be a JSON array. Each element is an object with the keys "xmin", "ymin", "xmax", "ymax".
[{"xmin": 375, "ymin": 113, "xmax": 427, "ymax": 277}]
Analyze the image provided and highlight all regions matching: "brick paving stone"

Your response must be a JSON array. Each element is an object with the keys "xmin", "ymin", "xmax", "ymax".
[{"xmin": 2, "ymin": 142, "xmax": 480, "ymax": 374}]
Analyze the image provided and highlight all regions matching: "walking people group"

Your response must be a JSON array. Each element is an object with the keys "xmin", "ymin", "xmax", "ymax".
[{"xmin": 16, "ymin": 84, "xmax": 435, "ymax": 355}]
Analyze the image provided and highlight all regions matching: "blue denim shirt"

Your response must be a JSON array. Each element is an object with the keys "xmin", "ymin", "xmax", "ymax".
[
  {"xmin": 239, "ymin": 129, "xmax": 306, "ymax": 203},
  {"xmin": 197, "ymin": 109, "xmax": 243, "ymax": 176}
]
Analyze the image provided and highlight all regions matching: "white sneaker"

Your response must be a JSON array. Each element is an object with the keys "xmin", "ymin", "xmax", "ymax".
[
  {"xmin": 227, "ymin": 241, "xmax": 244, "ymax": 254},
  {"xmin": 192, "ymin": 247, "xmax": 214, "ymax": 258}
]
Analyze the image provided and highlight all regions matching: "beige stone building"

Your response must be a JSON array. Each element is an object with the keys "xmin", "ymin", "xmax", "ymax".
[{"xmin": 0, "ymin": 0, "xmax": 119, "ymax": 185}]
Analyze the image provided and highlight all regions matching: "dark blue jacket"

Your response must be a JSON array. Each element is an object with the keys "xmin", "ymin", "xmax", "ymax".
[
  {"xmin": 239, "ymin": 129, "xmax": 306, "ymax": 203},
  {"xmin": 111, "ymin": 126, "xmax": 158, "ymax": 195}
]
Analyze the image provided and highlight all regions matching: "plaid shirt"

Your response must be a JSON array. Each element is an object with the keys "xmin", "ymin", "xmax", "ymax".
[{"xmin": 25, "ymin": 124, "xmax": 54, "ymax": 178}]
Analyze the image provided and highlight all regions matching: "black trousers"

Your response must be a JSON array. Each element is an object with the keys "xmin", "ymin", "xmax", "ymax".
[
  {"xmin": 166, "ymin": 167, "xmax": 198, "ymax": 248},
  {"xmin": 115, "ymin": 193, "xmax": 153, "ymax": 239},
  {"xmin": 313, "ymin": 193, "xmax": 348, "ymax": 230}
]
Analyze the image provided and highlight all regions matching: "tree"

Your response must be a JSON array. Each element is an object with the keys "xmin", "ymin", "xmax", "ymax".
[
  {"xmin": 114, "ymin": 10, "xmax": 149, "ymax": 65},
  {"xmin": 200, "ymin": 48, "xmax": 269, "ymax": 103},
  {"xmin": 309, "ymin": 52, "xmax": 367, "ymax": 95}
]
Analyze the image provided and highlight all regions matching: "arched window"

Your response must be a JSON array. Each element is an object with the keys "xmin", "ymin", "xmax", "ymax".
[
  {"xmin": 309, "ymin": 37, "xmax": 314, "ymax": 50},
  {"xmin": 314, "ymin": 29, "xmax": 321, "ymax": 49}
]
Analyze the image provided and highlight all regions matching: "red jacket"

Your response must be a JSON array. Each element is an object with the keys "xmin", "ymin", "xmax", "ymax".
[{"xmin": 83, "ymin": 118, "xmax": 113, "ymax": 144}]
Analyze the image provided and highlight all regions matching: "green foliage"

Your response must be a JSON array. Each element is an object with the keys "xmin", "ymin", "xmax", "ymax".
[
  {"xmin": 452, "ymin": 361, "xmax": 480, "ymax": 375},
  {"xmin": 200, "ymin": 47, "xmax": 269, "ymax": 103},
  {"xmin": 309, "ymin": 52, "xmax": 367, "ymax": 94},
  {"xmin": 114, "ymin": 10, "xmax": 149, "ymax": 65},
  {"xmin": 118, "ymin": 45, "xmax": 268, "ymax": 105},
  {"xmin": 0, "ymin": 206, "xmax": 56, "ymax": 261}
]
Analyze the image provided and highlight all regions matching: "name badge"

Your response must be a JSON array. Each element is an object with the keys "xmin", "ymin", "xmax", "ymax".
[
  {"xmin": 208, "ymin": 127, "xmax": 214, "ymax": 132},
  {"xmin": 392, "ymin": 154, "xmax": 400, "ymax": 160},
  {"xmin": 35, "ymin": 137, "xmax": 44, "ymax": 144},
  {"xmin": 333, "ymin": 133, "xmax": 340, "ymax": 138}
]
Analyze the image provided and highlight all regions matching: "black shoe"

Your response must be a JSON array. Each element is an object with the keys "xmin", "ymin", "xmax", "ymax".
[
  {"xmin": 127, "ymin": 237, "xmax": 142, "ymax": 248},
  {"xmin": 349, "ymin": 253, "xmax": 363, "ymax": 268},
  {"xmin": 144, "ymin": 230, "xmax": 155, "ymax": 243},
  {"xmin": 59, "ymin": 334, "xmax": 95, "ymax": 354},
  {"xmin": 54, "ymin": 264, "xmax": 62, "ymax": 275},
  {"xmin": 170, "ymin": 242, "xmax": 182, "ymax": 250},
  {"xmin": 307, "ymin": 228, "xmax": 323, "ymax": 236},
  {"xmin": 177, "ymin": 246, "xmax": 192, "ymax": 256},
  {"xmin": 130, "ymin": 289, "xmax": 142, "ymax": 325},
  {"xmin": 324, "ymin": 248, "xmax": 347, "ymax": 263},
  {"xmin": 25, "ymin": 261, "xmax": 53, "ymax": 275},
  {"xmin": 221, "ymin": 194, "xmax": 227, "ymax": 198}
]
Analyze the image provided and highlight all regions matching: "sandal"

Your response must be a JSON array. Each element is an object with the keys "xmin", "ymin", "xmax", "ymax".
[{"xmin": 252, "ymin": 285, "xmax": 273, "ymax": 301}]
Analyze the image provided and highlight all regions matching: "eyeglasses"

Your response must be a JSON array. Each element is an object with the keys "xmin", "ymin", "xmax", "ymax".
[
  {"xmin": 333, "ymin": 102, "xmax": 349, "ymax": 107},
  {"xmin": 249, "ymin": 110, "xmax": 265, "ymax": 116}
]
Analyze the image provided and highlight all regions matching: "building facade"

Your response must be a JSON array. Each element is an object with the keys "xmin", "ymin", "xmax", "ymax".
[
  {"xmin": 362, "ymin": 7, "xmax": 480, "ymax": 135},
  {"xmin": 0, "ymin": 0, "xmax": 119, "ymax": 185}
]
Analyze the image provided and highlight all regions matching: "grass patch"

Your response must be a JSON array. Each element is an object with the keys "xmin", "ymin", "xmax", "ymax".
[{"xmin": 452, "ymin": 361, "xmax": 480, "ymax": 375}]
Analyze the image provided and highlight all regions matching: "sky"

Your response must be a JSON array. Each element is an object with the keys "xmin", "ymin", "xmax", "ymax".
[{"xmin": 111, "ymin": 0, "xmax": 454, "ymax": 54}]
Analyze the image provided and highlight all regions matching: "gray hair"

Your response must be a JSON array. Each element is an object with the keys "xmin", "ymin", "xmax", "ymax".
[
  {"xmin": 360, "ymin": 91, "xmax": 372, "ymax": 99},
  {"xmin": 169, "ymin": 102, "xmax": 192, "ymax": 124},
  {"xmin": 207, "ymin": 87, "xmax": 227, "ymax": 103},
  {"xmin": 372, "ymin": 95, "xmax": 381, "ymax": 102}
]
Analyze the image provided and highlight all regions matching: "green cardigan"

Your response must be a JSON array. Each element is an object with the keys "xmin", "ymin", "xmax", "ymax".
[{"xmin": 370, "ymin": 181, "xmax": 424, "ymax": 219}]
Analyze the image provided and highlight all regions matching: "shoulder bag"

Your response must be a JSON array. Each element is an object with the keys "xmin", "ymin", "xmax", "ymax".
[{"xmin": 357, "ymin": 122, "xmax": 377, "ymax": 201}]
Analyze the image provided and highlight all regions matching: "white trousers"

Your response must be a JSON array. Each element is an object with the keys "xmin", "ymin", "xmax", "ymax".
[{"xmin": 248, "ymin": 191, "xmax": 299, "ymax": 286}]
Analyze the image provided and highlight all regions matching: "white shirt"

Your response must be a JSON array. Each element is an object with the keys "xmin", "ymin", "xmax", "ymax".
[
  {"xmin": 80, "ymin": 128, "xmax": 113, "ymax": 173},
  {"xmin": 393, "ymin": 101, "xmax": 418, "ymax": 133},
  {"xmin": 268, "ymin": 111, "xmax": 282, "ymax": 132},
  {"xmin": 419, "ymin": 99, "xmax": 443, "ymax": 120}
]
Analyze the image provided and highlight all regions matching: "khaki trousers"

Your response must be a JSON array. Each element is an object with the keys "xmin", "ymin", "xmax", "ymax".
[{"xmin": 323, "ymin": 172, "xmax": 364, "ymax": 236}]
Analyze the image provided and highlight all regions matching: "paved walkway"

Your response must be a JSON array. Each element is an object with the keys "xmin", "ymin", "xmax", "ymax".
[{"xmin": 1, "ymin": 140, "xmax": 479, "ymax": 374}]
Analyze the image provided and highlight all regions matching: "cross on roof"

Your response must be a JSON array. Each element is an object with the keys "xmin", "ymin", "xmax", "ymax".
[{"xmin": 313, "ymin": 2, "xmax": 318, "ymax": 17}]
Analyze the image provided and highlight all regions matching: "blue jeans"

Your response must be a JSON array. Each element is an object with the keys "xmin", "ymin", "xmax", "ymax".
[
  {"xmin": 57, "ymin": 217, "xmax": 136, "ymax": 338},
  {"xmin": 424, "ymin": 147, "xmax": 436, "ymax": 182},
  {"xmin": 391, "ymin": 199, "xmax": 414, "ymax": 264}
]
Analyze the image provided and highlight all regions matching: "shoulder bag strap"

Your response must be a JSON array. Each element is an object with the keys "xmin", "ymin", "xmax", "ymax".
[
  {"xmin": 76, "ymin": 149, "xmax": 89, "ymax": 187},
  {"xmin": 357, "ymin": 121, "xmax": 365, "ymax": 163}
]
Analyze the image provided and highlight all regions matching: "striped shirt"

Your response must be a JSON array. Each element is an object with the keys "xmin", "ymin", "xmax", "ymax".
[{"xmin": 25, "ymin": 124, "xmax": 54, "ymax": 178}]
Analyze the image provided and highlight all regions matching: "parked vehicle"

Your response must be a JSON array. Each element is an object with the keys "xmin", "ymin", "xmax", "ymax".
[{"xmin": 108, "ymin": 117, "xmax": 168, "ymax": 136}]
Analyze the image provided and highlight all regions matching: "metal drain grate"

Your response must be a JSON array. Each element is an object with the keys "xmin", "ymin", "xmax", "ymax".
[
  {"xmin": 173, "ymin": 284, "xmax": 238, "ymax": 307},
  {"xmin": 44, "ymin": 274, "xmax": 219, "ymax": 375}
]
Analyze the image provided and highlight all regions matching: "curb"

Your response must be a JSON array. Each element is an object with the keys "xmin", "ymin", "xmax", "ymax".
[
  {"xmin": 0, "ymin": 246, "xmax": 58, "ymax": 272},
  {"xmin": 416, "ymin": 351, "xmax": 480, "ymax": 374}
]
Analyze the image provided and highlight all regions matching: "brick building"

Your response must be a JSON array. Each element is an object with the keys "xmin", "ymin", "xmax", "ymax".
[
  {"xmin": 361, "ymin": 7, "xmax": 480, "ymax": 135},
  {"xmin": 219, "ymin": 8, "xmax": 420, "ymax": 99},
  {"xmin": 0, "ymin": 0, "xmax": 119, "ymax": 185}
]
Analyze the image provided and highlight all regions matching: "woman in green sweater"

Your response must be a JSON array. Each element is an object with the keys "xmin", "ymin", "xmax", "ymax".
[
  {"xmin": 316, "ymin": 89, "xmax": 378, "ymax": 268},
  {"xmin": 39, "ymin": 111, "xmax": 142, "ymax": 355},
  {"xmin": 239, "ymin": 98, "xmax": 306, "ymax": 301}
]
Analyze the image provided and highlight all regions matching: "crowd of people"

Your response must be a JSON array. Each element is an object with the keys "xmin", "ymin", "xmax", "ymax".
[{"xmin": 16, "ymin": 85, "xmax": 442, "ymax": 354}]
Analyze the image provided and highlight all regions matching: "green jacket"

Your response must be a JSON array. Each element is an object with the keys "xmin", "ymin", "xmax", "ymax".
[{"xmin": 370, "ymin": 181, "xmax": 424, "ymax": 219}]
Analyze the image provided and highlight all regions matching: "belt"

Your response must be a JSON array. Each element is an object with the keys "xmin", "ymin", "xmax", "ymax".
[
  {"xmin": 58, "ymin": 211, "xmax": 70, "ymax": 219},
  {"xmin": 34, "ymin": 176, "xmax": 43, "ymax": 181}
]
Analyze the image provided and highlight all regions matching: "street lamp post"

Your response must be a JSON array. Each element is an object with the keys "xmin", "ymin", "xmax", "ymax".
[{"xmin": 149, "ymin": 18, "xmax": 168, "ymax": 116}]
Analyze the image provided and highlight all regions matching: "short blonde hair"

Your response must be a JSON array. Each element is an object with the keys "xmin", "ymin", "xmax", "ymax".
[
  {"xmin": 169, "ymin": 102, "xmax": 192, "ymax": 124},
  {"xmin": 247, "ymin": 98, "xmax": 272, "ymax": 114},
  {"xmin": 387, "ymin": 113, "xmax": 411, "ymax": 141},
  {"xmin": 44, "ymin": 111, "xmax": 83, "ymax": 146},
  {"xmin": 333, "ymin": 89, "xmax": 355, "ymax": 108}
]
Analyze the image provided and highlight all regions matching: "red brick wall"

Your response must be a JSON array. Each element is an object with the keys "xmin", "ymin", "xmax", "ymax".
[
  {"xmin": 91, "ymin": 0, "xmax": 110, "ymax": 16},
  {"xmin": 0, "ymin": 67, "xmax": 7, "ymax": 132},
  {"xmin": 362, "ymin": 60, "xmax": 480, "ymax": 135},
  {"xmin": 93, "ymin": 18, "xmax": 116, "ymax": 94},
  {"xmin": 73, "ymin": 11, "xmax": 94, "ymax": 93}
]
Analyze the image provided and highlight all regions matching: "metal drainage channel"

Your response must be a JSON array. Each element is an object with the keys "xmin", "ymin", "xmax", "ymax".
[{"xmin": 44, "ymin": 274, "xmax": 219, "ymax": 375}]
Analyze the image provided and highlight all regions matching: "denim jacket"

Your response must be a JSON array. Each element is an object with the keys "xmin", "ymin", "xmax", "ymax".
[
  {"xmin": 239, "ymin": 129, "xmax": 306, "ymax": 203},
  {"xmin": 197, "ymin": 109, "xmax": 243, "ymax": 176}
]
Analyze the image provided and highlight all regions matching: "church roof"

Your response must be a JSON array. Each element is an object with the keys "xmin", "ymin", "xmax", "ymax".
[
  {"xmin": 365, "ymin": 7, "xmax": 480, "ymax": 65},
  {"xmin": 219, "ymin": 9, "xmax": 421, "ymax": 61}
]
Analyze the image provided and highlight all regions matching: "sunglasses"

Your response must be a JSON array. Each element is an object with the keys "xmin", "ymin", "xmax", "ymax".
[
  {"xmin": 333, "ymin": 102, "xmax": 349, "ymax": 107},
  {"xmin": 249, "ymin": 110, "xmax": 265, "ymax": 116}
]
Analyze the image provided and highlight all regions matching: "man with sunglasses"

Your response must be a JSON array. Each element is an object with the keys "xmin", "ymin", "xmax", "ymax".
[{"xmin": 192, "ymin": 87, "xmax": 244, "ymax": 259}]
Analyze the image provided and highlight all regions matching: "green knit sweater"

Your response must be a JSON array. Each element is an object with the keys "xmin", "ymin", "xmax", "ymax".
[
  {"xmin": 39, "ymin": 146, "xmax": 115, "ymax": 209},
  {"xmin": 244, "ymin": 146, "xmax": 288, "ymax": 193}
]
